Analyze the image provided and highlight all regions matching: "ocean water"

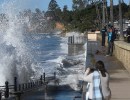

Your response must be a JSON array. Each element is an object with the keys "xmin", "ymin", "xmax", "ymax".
[
  {"xmin": 21, "ymin": 32, "xmax": 86, "ymax": 100},
  {"xmin": 27, "ymin": 32, "xmax": 86, "ymax": 89}
]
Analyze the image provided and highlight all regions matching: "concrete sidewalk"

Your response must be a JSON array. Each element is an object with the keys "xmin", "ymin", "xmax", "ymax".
[{"xmin": 94, "ymin": 46, "xmax": 130, "ymax": 100}]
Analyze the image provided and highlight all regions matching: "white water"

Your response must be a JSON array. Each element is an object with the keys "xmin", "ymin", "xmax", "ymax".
[
  {"xmin": 0, "ymin": 0, "xmax": 86, "ymax": 92},
  {"xmin": 0, "ymin": 0, "xmax": 38, "ymax": 85}
]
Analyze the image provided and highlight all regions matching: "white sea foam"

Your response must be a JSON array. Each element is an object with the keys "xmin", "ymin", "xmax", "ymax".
[
  {"xmin": 0, "ymin": 0, "xmax": 39, "ymax": 85},
  {"xmin": 0, "ymin": 0, "xmax": 86, "ymax": 91},
  {"xmin": 54, "ymin": 32, "xmax": 87, "ymax": 90}
]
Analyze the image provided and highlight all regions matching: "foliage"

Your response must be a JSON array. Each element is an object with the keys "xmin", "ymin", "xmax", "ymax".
[
  {"xmin": 0, "ymin": 1, "xmax": 130, "ymax": 33},
  {"xmin": 72, "ymin": 0, "xmax": 86, "ymax": 10},
  {"xmin": 48, "ymin": 0, "xmax": 59, "ymax": 11}
]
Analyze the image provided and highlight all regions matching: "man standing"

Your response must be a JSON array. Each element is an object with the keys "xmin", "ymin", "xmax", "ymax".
[
  {"xmin": 101, "ymin": 26, "xmax": 107, "ymax": 46},
  {"xmin": 106, "ymin": 26, "xmax": 115, "ymax": 56}
]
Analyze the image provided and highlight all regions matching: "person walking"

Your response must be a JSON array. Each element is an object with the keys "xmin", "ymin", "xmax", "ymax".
[
  {"xmin": 83, "ymin": 61, "xmax": 111, "ymax": 100},
  {"xmin": 101, "ymin": 26, "xmax": 107, "ymax": 47},
  {"xmin": 106, "ymin": 26, "xmax": 115, "ymax": 56}
]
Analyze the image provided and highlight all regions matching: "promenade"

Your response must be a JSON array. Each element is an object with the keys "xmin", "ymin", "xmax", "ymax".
[{"xmin": 94, "ymin": 44, "xmax": 130, "ymax": 100}]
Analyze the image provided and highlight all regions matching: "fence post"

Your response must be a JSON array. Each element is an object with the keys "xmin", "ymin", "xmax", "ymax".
[
  {"xmin": 54, "ymin": 72, "xmax": 56, "ymax": 80},
  {"xmin": 14, "ymin": 77, "xmax": 17, "ymax": 92},
  {"xmin": 70, "ymin": 36, "xmax": 72, "ymax": 44},
  {"xmin": 5, "ymin": 81, "xmax": 9, "ymax": 98},
  {"xmin": 40, "ymin": 75, "xmax": 43, "ymax": 85},
  {"xmin": 0, "ymin": 92, "xmax": 1, "ymax": 100},
  {"xmin": 43, "ymin": 73, "xmax": 45, "ymax": 82},
  {"xmin": 22, "ymin": 84, "xmax": 24, "ymax": 90},
  {"xmin": 72, "ymin": 35, "xmax": 74, "ymax": 44},
  {"xmin": 19, "ymin": 84, "xmax": 21, "ymax": 91}
]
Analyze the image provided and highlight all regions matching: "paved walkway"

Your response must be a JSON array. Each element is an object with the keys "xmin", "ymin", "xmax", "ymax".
[{"xmin": 94, "ymin": 45, "xmax": 130, "ymax": 100}]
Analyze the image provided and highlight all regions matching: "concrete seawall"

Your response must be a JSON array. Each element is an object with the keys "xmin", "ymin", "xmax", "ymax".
[
  {"xmin": 68, "ymin": 36, "xmax": 86, "ymax": 56},
  {"xmin": 114, "ymin": 41, "xmax": 130, "ymax": 73},
  {"xmin": 97, "ymin": 33, "xmax": 130, "ymax": 73},
  {"xmin": 68, "ymin": 44, "xmax": 85, "ymax": 56}
]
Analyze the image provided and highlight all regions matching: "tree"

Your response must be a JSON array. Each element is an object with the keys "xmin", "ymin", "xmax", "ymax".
[
  {"xmin": 48, "ymin": 0, "xmax": 59, "ymax": 11},
  {"xmin": 110, "ymin": 0, "xmax": 114, "ymax": 26},
  {"xmin": 72, "ymin": 0, "xmax": 86, "ymax": 10},
  {"xmin": 63, "ymin": 5, "xmax": 68, "ymax": 12},
  {"xmin": 62, "ymin": 5, "xmax": 72, "ymax": 24},
  {"xmin": 35, "ymin": 8, "xmax": 41, "ymax": 14}
]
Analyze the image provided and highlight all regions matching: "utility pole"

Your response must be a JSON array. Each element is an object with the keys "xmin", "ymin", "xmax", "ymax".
[
  {"xmin": 119, "ymin": 0, "xmax": 124, "ymax": 40},
  {"xmin": 110, "ymin": 0, "xmax": 114, "ymax": 26}
]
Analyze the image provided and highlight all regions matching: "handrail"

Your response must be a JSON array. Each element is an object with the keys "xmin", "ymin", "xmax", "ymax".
[{"xmin": 0, "ymin": 72, "xmax": 58, "ymax": 100}]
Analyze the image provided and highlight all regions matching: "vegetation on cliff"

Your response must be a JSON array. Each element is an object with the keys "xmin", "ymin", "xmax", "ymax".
[{"xmin": 0, "ymin": 0, "xmax": 130, "ymax": 33}]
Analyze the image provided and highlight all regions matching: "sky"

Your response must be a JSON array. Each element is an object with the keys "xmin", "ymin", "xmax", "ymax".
[{"xmin": 0, "ymin": 0, "xmax": 129, "ymax": 13}]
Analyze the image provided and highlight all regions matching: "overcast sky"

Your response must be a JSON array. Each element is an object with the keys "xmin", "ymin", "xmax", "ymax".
[{"xmin": 0, "ymin": 0, "xmax": 129, "ymax": 13}]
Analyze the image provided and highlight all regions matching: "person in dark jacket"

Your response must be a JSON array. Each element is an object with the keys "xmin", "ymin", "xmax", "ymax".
[
  {"xmin": 106, "ymin": 26, "xmax": 115, "ymax": 56},
  {"xmin": 101, "ymin": 26, "xmax": 107, "ymax": 46}
]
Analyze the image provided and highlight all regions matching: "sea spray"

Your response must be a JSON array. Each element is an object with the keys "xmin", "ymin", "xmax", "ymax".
[
  {"xmin": 57, "ymin": 32, "xmax": 86, "ymax": 91},
  {"xmin": 0, "ymin": 0, "xmax": 39, "ymax": 85}
]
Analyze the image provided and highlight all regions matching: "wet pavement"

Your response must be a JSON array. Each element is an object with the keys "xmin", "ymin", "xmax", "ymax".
[
  {"xmin": 93, "ymin": 43, "xmax": 130, "ymax": 100},
  {"xmin": 21, "ymin": 85, "xmax": 81, "ymax": 100}
]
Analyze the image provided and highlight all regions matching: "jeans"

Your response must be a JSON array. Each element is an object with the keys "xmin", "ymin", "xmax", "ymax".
[
  {"xmin": 107, "ymin": 41, "xmax": 114, "ymax": 56},
  {"xmin": 102, "ymin": 35, "xmax": 106, "ymax": 46}
]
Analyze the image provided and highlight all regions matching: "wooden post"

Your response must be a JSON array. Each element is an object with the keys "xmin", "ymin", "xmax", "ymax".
[
  {"xmin": 68, "ymin": 37, "xmax": 70, "ymax": 44},
  {"xmin": 0, "ymin": 92, "xmax": 1, "ymax": 100},
  {"xmin": 19, "ymin": 84, "xmax": 21, "ymax": 91},
  {"xmin": 14, "ymin": 77, "xmax": 17, "ymax": 92},
  {"xmin": 33, "ymin": 82, "xmax": 35, "ymax": 87},
  {"xmin": 31, "ymin": 82, "xmax": 33, "ymax": 88},
  {"xmin": 28, "ymin": 83, "xmax": 30, "ymax": 89},
  {"xmin": 5, "ymin": 81, "xmax": 9, "ymax": 98},
  {"xmin": 40, "ymin": 75, "xmax": 43, "ymax": 85},
  {"xmin": 72, "ymin": 35, "xmax": 74, "ymax": 44},
  {"xmin": 54, "ymin": 72, "xmax": 56, "ymax": 79},
  {"xmin": 54, "ymin": 72, "xmax": 58, "ymax": 85},
  {"xmin": 25, "ymin": 83, "xmax": 27, "ymax": 89},
  {"xmin": 71, "ymin": 36, "xmax": 72, "ymax": 44},
  {"xmin": 43, "ymin": 73, "xmax": 45, "ymax": 82},
  {"xmin": 22, "ymin": 84, "xmax": 24, "ymax": 90}
]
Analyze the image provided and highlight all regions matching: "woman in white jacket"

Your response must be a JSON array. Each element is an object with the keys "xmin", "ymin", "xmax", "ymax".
[{"xmin": 84, "ymin": 60, "xmax": 111, "ymax": 100}]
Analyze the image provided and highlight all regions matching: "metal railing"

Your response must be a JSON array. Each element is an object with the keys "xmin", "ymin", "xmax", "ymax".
[{"xmin": 0, "ymin": 72, "xmax": 59, "ymax": 100}]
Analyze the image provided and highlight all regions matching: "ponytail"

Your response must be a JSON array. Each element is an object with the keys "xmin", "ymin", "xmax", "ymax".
[{"xmin": 95, "ymin": 61, "xmax": 107, "ymax": 77}]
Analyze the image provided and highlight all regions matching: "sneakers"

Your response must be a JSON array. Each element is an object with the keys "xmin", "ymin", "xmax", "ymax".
[
  {"xmin": 105, "ymin": 54, "xmax": 112, "ymax": 56},
  {"xmin": 105, "ymin": 54, "xmax": 110, "ymax": 56}
]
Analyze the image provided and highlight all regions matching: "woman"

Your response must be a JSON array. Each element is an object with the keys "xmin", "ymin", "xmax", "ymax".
[{"xmin": 83, "ymin": 61, "xmax": 111, "ymax": 100}]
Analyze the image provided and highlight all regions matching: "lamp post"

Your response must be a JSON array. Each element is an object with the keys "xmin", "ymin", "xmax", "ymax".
[{"xmin": 119, "ymin": 0, "xmax": 124, "ymax": 40}]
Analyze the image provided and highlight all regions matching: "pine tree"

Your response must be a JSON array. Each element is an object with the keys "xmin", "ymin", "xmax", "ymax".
[
  {"xmin": 48, "ymin": 0, "xmax": 59, "ymax": 11},
  {"xmin": 72, "ymin": 0, "xmax": 86, "ymax": 10}
]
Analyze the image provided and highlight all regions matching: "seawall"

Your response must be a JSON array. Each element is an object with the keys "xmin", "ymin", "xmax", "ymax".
[{"xmin": 114, "ymin": 41, "xmax": 130, "ymax": 73}]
